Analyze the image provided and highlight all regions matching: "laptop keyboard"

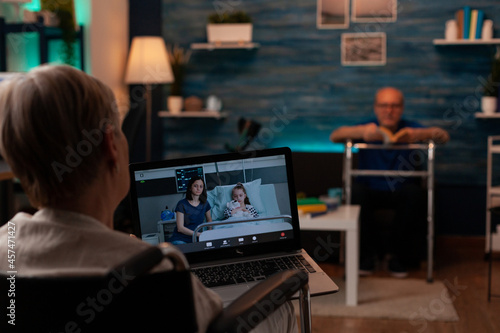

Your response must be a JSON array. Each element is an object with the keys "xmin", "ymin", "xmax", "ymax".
[{"xmin": 191, "ymin": 255, "xmax": 316, "ymax": 288}]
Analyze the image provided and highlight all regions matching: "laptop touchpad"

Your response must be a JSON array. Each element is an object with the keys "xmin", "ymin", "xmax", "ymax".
[{"xmin": 214, "ymin": 283, "xmax": 257, "ymax": 307}]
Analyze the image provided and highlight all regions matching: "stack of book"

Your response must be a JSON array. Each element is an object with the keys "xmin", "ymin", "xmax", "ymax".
[
  {"xmin": 455, "ymin": 7, "xmax": 485, "ymax": 40},
  {"xmin": 296, "ymin": 198, "xmax": 328, "ymax": 216}
]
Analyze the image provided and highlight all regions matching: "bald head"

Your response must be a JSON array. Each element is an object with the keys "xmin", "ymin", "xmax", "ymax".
[
  {"xmin": 373, "ymin": 87, "xmax": 405, "ymax": 132},
  {"xmin": 375, "ymin": 87, "xmax": 404, "ymax": 106}
]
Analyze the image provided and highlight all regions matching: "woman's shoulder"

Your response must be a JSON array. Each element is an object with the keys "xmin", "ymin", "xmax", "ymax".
[
  {"xmin": 176, "ymin": 198, "xmax": 189, "ymax": 205},
  {"xmin": 175, "ymin": 198, "xmax": 189, "ymax": 212}
]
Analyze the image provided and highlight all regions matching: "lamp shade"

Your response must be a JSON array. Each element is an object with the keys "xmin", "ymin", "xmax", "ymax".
[{"xmin": 124, "ymin": 36, "xmax": 174, "ymax": 85}]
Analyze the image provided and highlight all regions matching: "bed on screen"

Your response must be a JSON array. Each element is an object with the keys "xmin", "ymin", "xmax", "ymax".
[{"xmin": 193, "ymin": 181, "xmax": 293, "ymax": 242}]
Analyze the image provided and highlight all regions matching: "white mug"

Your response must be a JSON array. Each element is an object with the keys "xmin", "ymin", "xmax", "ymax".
[{"xmin": 445, "ymin": 20, "xmax": 458, "ymax": 41}]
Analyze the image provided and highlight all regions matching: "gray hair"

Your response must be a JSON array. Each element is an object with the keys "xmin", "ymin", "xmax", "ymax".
[{"xmin": 0, "ymin": 65, "xmax": 120, "ymax": 207}]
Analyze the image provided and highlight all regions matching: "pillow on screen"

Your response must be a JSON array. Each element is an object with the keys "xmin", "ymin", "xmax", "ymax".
[
  {"xmin": 206, "ymin": 189, "xmax": 220, "ymax": 219},
  {"xmin": 209, "ymin": 179, "xmax": 265, "ymax": 220}
]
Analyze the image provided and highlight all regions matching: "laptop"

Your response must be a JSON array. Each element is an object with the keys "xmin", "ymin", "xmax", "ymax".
[{"xmin": 129, "ymin": 147, "xmax": 338, "ymax": 305}]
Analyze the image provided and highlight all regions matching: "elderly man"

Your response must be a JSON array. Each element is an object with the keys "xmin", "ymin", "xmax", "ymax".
[{"xmin": 330, "ymin": 87, "xmax": 449, "ymax": 277}]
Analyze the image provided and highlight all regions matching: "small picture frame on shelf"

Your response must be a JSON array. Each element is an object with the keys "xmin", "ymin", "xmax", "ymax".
[
  {"xmin": 341, "ymin": 32, "xmax": 386, "ymax": 66},
  {"xmin": 317, "ymin": 0, "xmax": 349, "ymax": 29},
  {"xmin": 352, "ymin": 0, "xmax": 397, "ymax": 23}
]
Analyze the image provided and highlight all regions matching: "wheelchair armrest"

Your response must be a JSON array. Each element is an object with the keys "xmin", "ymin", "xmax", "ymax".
[{"xmin": 207, "ymin": 269, "xmax": 308, "ymax": 333}]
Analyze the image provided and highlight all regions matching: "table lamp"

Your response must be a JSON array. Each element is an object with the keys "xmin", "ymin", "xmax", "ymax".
[{"xmin": 124, "ymin": 36, "xmax": 174, "ymax": 161}]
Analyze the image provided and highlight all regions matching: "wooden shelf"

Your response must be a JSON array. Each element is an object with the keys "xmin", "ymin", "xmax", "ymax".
[
  {"xmin": 475, "ymin": 112, "xmax": 500, "ymax": 119},
  {"xmin": 0, "ymin": 17, "xmax": 85, "ymax": 71},
  {"xmin": 158, "ymin": 111, "xmax": 228, "ymax": 119},
  {"xmin": 190, "ymin": 42, "xmax": 260, "ymax": 50},
  {"xmin": 433, "ymin": 38, "xmax": 500, "ymax": 45}
]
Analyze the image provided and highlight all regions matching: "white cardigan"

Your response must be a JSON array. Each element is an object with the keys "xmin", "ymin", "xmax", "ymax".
[{"xmin": 0, "ymin": 208, "xmax": 222, "ymax": 333}]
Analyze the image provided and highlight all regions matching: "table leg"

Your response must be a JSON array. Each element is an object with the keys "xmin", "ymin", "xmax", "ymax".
[{"xmin": 345, "ymin": 228, "xmax": 358, "ymax": 306}]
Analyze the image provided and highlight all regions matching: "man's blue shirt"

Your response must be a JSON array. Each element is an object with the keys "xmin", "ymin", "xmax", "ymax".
[{"xmin": 356, "ymin": 118, "xmax": 424, "ymax": 192}]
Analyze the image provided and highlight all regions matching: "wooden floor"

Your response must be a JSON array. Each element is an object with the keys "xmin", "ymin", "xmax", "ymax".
[{"xmin": 305, "ymin": 236, "xmax": 500, "ymax": 333}]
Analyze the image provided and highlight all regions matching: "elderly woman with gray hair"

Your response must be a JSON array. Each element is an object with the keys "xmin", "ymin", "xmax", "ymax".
[{"xmin": 0, "ymin": 65, "xmax": 297, "ymax": 333}]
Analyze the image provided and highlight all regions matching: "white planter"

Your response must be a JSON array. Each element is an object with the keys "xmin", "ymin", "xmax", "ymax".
[
  {"xmin": 207, "ymin": 23, "xmax": 253, "ymax": 44},
  {"xmin": 168, "ymin": 96, "xmax": 183, "ymax": 114},
  {"xmin": 481, "ymin": 96, "xmax": 498, "ymax": 114}
]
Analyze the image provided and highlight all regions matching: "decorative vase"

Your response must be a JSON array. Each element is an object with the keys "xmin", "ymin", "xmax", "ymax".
[
  {"xmin": 168, "ymin": 96, "xmax": 183, "ymax": 114},
  {"xmin": 445, "ymin": 20, "xmax": 458, "ymax": 41},
  {"xmin": 482, "ymin": 20, "xmax": 494, "ymax": 40},
  {"xmin": 481, "ymin": 96, "xmax": 498, "ymax": 114},
  {"xmin": 206, "ymin": 23, "xmax": 253, "ymax": 44},
  {"xmin": 206, "ymin": 95, "xmax": 222, "ymax": 111}
]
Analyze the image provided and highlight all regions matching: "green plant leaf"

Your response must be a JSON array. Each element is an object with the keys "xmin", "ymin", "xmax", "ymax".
[{"xmin": 208, "ymin": 10, "xmax": 252, "ymax": 24}]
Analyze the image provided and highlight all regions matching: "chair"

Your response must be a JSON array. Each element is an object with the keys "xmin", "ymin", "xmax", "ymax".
[
  {"xmin": 113, "ymin": 103, "xmax": 146, "ymax": 233},
  {"xmin": 0, "ymin": 243, "xmax": 311, "ymax": 333},
  {"xmin": 343, "ymin": 139, "xmax": 435, "ymax": 282},
  {"xmin": 121, "ymin": 100, "xmax": 146, "ymax": 163},
  {"xmin": 488, "ymin": 207, "xmax": 500, "ymax": 302},
  {"xmin": 486, "ymin": 136, "xmax": 500, "ymax": 301}
]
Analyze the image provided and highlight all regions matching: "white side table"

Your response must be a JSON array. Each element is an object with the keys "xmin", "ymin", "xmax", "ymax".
[{"xmin": 299, "ymin": 205, "xmax": 360, "ymax": 306}]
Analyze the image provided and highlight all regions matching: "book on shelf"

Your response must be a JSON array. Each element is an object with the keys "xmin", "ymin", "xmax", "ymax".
[
  {"xmin": 469, "ymin": 9, "xmax": 478, "ymax": 40},
  {"xmin": 475, "ymin": 9, "xmax": 484, "ymax": 39},
  {"xmin": 463, "ymin": 6, "xmax": 471, "ymax": 39},
  {"xmin": 453, "ymin": 7, "xmax": 485, "ymax": 40},
  {"xmin": 455, "ymin": 9, "xmax": 464, "ymax": 39}
]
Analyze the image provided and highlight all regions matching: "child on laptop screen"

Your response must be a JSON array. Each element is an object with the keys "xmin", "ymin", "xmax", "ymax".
[
  {"xmin": 224, "ymin": 182, "xmax": 259, "ymax": 219},
  {"xmin": 170, "ymin": 176, "xmax": 212, "ymax": 244}
]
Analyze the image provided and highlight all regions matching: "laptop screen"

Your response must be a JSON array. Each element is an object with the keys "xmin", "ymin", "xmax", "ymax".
[{"xmin": 129, "ymin": 147, "xmax": 302, "ymax": 263}]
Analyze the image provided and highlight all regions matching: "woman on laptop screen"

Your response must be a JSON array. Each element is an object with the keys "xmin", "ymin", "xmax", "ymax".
[{"xmin": 170, "ymin": 176, "xmax": 212, "ymax": 244}]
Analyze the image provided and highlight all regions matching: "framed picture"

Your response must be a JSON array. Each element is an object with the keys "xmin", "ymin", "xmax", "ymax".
[
  {"xmin": 341, "ymin": 32, "xmax": 386, "ymax": 66},
  {"xmin": 352, "ymin": 0, "xmax": 397, "ymax": 23},
  {"xmin": 317, "ymin": 0, "xmax": 349, "ymax": 29}
]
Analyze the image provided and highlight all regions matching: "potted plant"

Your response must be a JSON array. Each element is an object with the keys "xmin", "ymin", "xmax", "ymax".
[
  {"xmin": 166, "ymin": 44, "xmax": 191, "ymax": 114},
  {"xmin": 41, "ymin": 0, "xmax": 77, "ymax": 66},
  {"xmin": 207, "ymin": 10, "xmax": 252, "ymax": 45},
  {"xmin": 482, "ymin": 54, "xmax": 500, "ymax": 114},
  {"xmin": 56, "ymin": 9, "xmax": 77, "ymax": 66}
]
